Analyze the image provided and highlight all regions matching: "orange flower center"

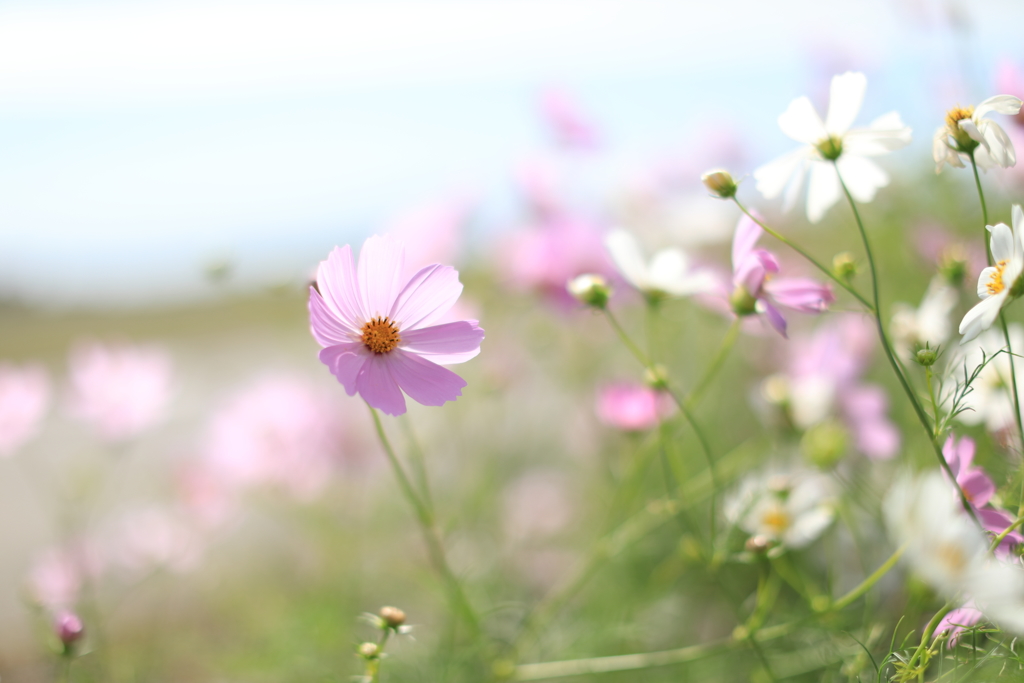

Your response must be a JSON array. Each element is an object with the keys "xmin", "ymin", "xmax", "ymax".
[
  {"xmin": 945, "ymin": 105, "xmax": 975, "ymax": 129},
  {"xmin": 987, "ymin": 260, "xmax": 1008, "ymax": 296},
  {"xmin": 361, "ymin": 317, "xmax": 401, "ymax": 354},
  {"xmin": 761, "ymin": 506, "xmax": 791, "ymax": 534}
]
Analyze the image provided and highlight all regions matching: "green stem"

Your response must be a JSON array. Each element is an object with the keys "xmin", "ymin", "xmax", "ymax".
[
  {"xmin": 603, "ymin": 308, "xmax": 719, "ymax": 539},
  {"xmin": 399, "ymin": 416, "xmax": 434, "ymax": 511},
  {"xmin": 685, "ymin": 318, "xmax": 741, "ymax": 410},
  {"xmin": 969, "ymin": 151, "xmax": 991, "ymax": 230},
  {"xmin": 991, "ymin": 514, "xmax": 1024, "ymax": 551},
  {"xmin": 367, "ymin": 405, "xmax": 480, "ymax": 636},
  {"xmin": 925, "ymin": 366, "xmax": 940, "ymax": 438},
  {"xmin": 732, "ymin": 197, "xmax": 874, "ymax": 311},
  {"xmin": 834, "ymin": 164, "xmax": 979, "ymax": 524},
  {"xmin": 830, "ymin": 544, "xmax": 906, "ymax": 611},
  {"xmin": 905, "ymin": 601, "xmax": 953, "ymax": 674}
]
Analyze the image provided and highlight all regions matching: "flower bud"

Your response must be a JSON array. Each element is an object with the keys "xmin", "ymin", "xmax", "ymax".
[
  {"xmin": 378, "ymin": 606, "xmax": 406, "ymax": 629},
  {"xmin": 642, "ymin": 364, "xmax": 670, "ymax": 391},
  {"xmin": 730, "ymin": 285, "xmax": 758, "ymax": 317},
  {"xmin": 567, "ymin": 274, "xmax": 611, "ymax": 309},
  {"xmin": 745, "ymin": 534, "xmax": 773, "ymax": 554},
  {"xmin": 938, "ymin": 244, "xmax": 968, "ymax": 287},
  {"xmin": 800, "ymin": 420, "xmax": 848, "ymax": 469},
  {"xmin": 54, "ymin": 611, "xmax": 84, "ymax": 654},
  {"xmin": 832, "ymin": 252, "xmax": 857, "ymax": 282},
  {"xmin": 358, "ymin": 642, "xmax": 380, "ymax": 659},
  {"xmin": 915, "ymin": 348, "xmax": 938, "ymax": 367},
  {"xmin": 701, "ymin": 169, "xmax": 738, "ymax": 199}
]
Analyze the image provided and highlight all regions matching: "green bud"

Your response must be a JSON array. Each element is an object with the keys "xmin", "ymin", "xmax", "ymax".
[
  {"xmin": 815, "ymin": 135, "xmax": 844, "ymax": 161},
  {"xmin": 938, "ymin": 244, "xmax": 968, "ymax": 287},
  {"xmin": 567, "ymin": 274, "xmax": 611, "ymax": 309},
  {"xmin": 700, "ymin": 169, "xmax": 738, "ymax": 199},
  {"xmin": 730, "ymin": 285, "xmax": 759, "ymax": 317},
  {"xmin": 832, "ymin": 252, "xmax": 857, "ymax": 282},
  {"xmin": 643, "ymin": 364, "xmax": 670, "ymax": 390},
  {"xmin": 800, "ymin": 420, "xmax": 848, "ymax": 469},
  {"xmin": 915, "ymin": 348, "xmax": 938, "ymax": 367}
]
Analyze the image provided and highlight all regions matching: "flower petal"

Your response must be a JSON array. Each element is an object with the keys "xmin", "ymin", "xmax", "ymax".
[
  {"xmin": 400, "ymin": 321, "xmax": 485, "ymax": 365},
  {"xmin": 960, "ymin": 119, "xmax": 988, "ymax": 148},
  {"xmin": 980, "ymin": 120, "xmax": 1015, "ymax": 167},
  {"xmin": 843, "ymin": 112, "xmax": 912, "ymax": 156},
  {"xmin": 389, "ymin": 263, "xmax": 463, "ymax": 331},
  {"xmin": 309, "ymin": 288, "xmax": 359, "ymax": 347},
  {"xmin": 754, "ymin": 148, "xmax": 809, "ymax": 201},
  {"xmin": 959, "ymin": 469, "xmax": 995, "ymax": 508},
  {"xmin": 317, "ymin": 245, "xmax": 365, "ymax": 328},
  {"xmin": 356, "ymin": 354, "xmax": 407, "ymax": 416},
  {"xmin": 759, "ymin": 300, "xmax": 788, "ymax": 338},
  {"xmin": 806, "ymin": 162, "xmax": 840, "ymax": 223},
  {"xmin": 988, "ymin": 223, "xmax": 1014, "ymax": 264},
  {"xmin": 960, "ymin": 297, "xmax": 1003, "ymax": 343},
  {"xmin": 975, "ymin": 94, "xmax": 1023, "ymax": 118},
  {"xmin": 605, "ymin": 230, "xmax": 649, "ymax": 289},
  {"xmin": 835, "ymin": 155, "xmax": 889, "ymax": 203},
  {"xmin": 779, "ymin": 96, "xmax": 827, "ymax": 144},
  {"xmin": 731, "ymin": 213, "xmax": 763, "ymax": 270},
  {"xmin": 357, "ymin": 234, "xmax": 407, "ymax": 320},
  {"xmin": 388, "ymin": 349, "xmax": 468, "ymax": 407},
  {"xmin": 824, "ymin": 71, "xmax": 867, "ymax": 135},
  {"xmin": 764, "ymin": 277, "xmax": 835, "ymax": 312},
  {"xmin": 319, "ymin": 343, "xmax": 369, "ymax": 396}
]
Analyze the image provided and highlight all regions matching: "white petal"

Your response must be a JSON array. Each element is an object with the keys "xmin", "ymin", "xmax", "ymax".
[
  {"xmin": 605, "ymin": 230, "xmax": 649, "ymax": 289},
  {"xmin": 977, "ymin": 266, "xmax": 999, "ymax": 299},
  {"xmin": 835, "ymin": 155, "xmax": 889, "ymax": 203},
  {"xmin": 754, "ymin": 147, "xmax": 810, "ymax": 200},
  {"xmin": 1014, "ymin": 204, "xmax": 1024, "ymax": 236},
  {"xmin": 647, "ymin": 248, "xmax": 686, "ymax": 286},
  {"xmin": 975, "ymin": 94, "xmax": 1024, "ymax": 118},
  {"xmin": 980, "ymin": 120, "xmax": 1015, "ymax": 167},
  {"xmin": 824, "ymin": 71, "xmax": 867, "ymax": 135},
  {"xmin": 932, "ymin": 127, "xmax": 957, "ymax": 172},
  {"xmin": 960, "ymin": 297, "xmax": 1003, "ymax": 343},
  {"xmin": 806, "ymin": 163, "xmax": 840, "ymax": 223},
  {"xmin": 843, "ymin": 112, "xmax": 912, "ymax": 156},
  {"xmin": 960, "ymin": 119, "xmax": 989, "ymax": 149},
  {"xmin": 974, "ymin": 145, "xmax": 995, "ymax": 170},
  {"xmin": 989, "ymin": 223, "xmax": 1014, "ymax": 263},
  {"xmin": 778, "ymin": 96, "xmax": 827, "ymax": 144}
]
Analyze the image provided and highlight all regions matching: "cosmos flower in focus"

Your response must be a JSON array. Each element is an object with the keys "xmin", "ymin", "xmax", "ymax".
[
  {"xmin": 604, "ymin": 229, "xmax": 716, "ymax": 301},
  {"xmin": 67, "ymin": 342, "xmax": 173, "ymax": 441},
  {"xmin": 754, "ymin": 71, "xmax": 911, "ymax": 223},
  {"xmin": 934, "ymin": 95, "xmax": 1023, "ymax": 172},
  {"xmin": 595, "ymin": 382, "xmax": 674, "ymax": 431},
  {"xmin": 959, "ymin": 206, "xmax": 1024, "ymax": 343},
  {"xmin": 0, "ymin": 362, "xmax": 49, "ymax": 456},
  {"xmin": 309, "ymin": 234, "xmax": 485, "ymax": 416}
]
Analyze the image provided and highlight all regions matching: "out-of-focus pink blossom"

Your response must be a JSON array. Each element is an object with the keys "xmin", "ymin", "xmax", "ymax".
[
  {"xmin": 725, "ymin": 213, "xmax": 834, "ymax": 338},
  {"xmin": 104, "ymin": 507, "xmax": 203, "ymax": 574},
  {"xmin": 204, "ymin": 374, "xmax": 347, "ymax": 498},
  {"xmin": 387, "ymin": 196, "xmax": 472, "ymax": 277},
  {"xmin": 27, "ymin": 542, "xmax": 102, "ymax": 610},
  {"xmin": 977, "ymin": 507, "xmax": 1024, "ymax": 556},
  {"xmin": 595, "ymin": 383, "xmax": 674, "ymax": 431},
  {"xmin": 540, "ymin": 87, "xmax": 600, "ymax": 150},
  {"xmin": 0, "ymin": 362, "xmax": 49, "ymax": 456},
  {"xmin": 841, "ymin": 386, "xmax": 900, "ymax": 458},
  {"xmin": 943, "ymin": 434, "xmax": 995, "ymax": 508},
  {"xmin": 67, "ymin": 342, "xmax": 172, "ymax": 441},
  {"xmin": 54, "ymin": 611, "xmax": 85, "ymax": 647},
  {"xmin": 936, "ymin": 603, "xmax": 984, "ymax": 647}
]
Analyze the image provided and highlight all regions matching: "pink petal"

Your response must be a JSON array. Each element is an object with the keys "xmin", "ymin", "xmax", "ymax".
[
  {"xmin": 309, "ymin": 288, "xmax": 358, "ymax": 347},
  {"xmin": 937, "ymin": 605, "xmax": 983, "ymax": 647},
  {"xmin": 731, "ymin": 213, "xmax": 763, "ymax": 269},
  {"xmin": 760, "ymin": 300, "xmax": 788, "ymax": 338},
  {"xmin": 400, "ymin": 321, "xmax": 485, "ymax": 364},
  {"xmin": 319, "ymin": 343, "xmax": 369, "ymax": 396},
  {"xmin": 942, "ymin": 433, "xmax": 962, "ymax": 476},
  {"xmin": 765, "ymin": 277, "xmax": 835, "ymax": 313},
  {"xmin": 357, "ymin": 235, "xmax": 406, "ymax": 319},
  {"xmin": 316, "ymin": 245, "xmax": 365, "ymax": 328},
  {"xmin": 842, "ymin": 384, "xmax": 901, "ymax": 459},
  {"xmin": 734, "ymin": 254, "xmax": 767, "ymax": 295},
  {"xmin": 387, "ymin": 350, "xmax": 468, "ymax": 408},
  {"xmin": 957, "ymin": 436, "xmax": 977, "ymax": 470},
  {"xmin": 959, "ymin": 469, "xmax": 996, "ymax": 508},
  {"xmin": 977, "ymin": 507, "xmax": 1023, "ymax": 555},
  {"xmin": 356, "ymin": 354, "xmax": 407, "ymax": 416},
  {"xmin": 389, "ymin": 264, "xmax": 464, "ymax": 331}
]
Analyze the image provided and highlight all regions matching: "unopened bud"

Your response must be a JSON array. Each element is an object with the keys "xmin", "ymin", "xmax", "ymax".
[
  {"xmin": 832, "ymin": 252, "xmax": 857, "ymax": 282},
  {"xmin": 815, "ymin": 135, "xmax": 844, "ymax": 161},
  {"xmin": 938, "ymin": 244, "xmax": 968, "ymax": 287},
  {"xmin": 379, "ymin": 606, "xmax": 406, "ymax": 629},
  {"xmin": 800, "ymin": 420, "xmax": 848, "ymax": 469},
  {"xmin": 730, "ymin": 285, "xmax": 759, "ymax": 317},
  {"xmin": 567, "ymin": 274, "xmax": 611, "ymax": 309},
  {"xmin": 358, "ymin": 642, "xmax": 380, "ymax": 659},
  {"xmin": 54, "ymin": 612, "xmax": 84, "ymax": 654},
  {"xmin": 745, "ymin": 534, "xmax": 773, "ymax": 554},
  {"xmin": 643, "ymin": 364, "xmax": 670, "ymax": 390},
  {"xmin": 701, "ymin": 169, "xmax": 738, "ymax": 199},
  {"xmin": 915, "ymin": 348, "xmax": 938, "ymax": 367}
]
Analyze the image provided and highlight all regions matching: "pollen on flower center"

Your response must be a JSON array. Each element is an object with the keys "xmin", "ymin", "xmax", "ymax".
[
  {"xmin": 945, "ymin": 105, "xmax": 975, "ymax": 130},
  {"xmin": 361, "ymin": 317, "xmax": 402, "ymax": 354},
  {"xmin": 935, "ymin": 541, "xmax": 968, "ymax": 577},
  {"xmin": 761, "ymin": 506, "xmax": 791, "ymax": 533},
  {"xmin": 987, "ymin": 260, "xmax": 1008, "ymax": 296}
]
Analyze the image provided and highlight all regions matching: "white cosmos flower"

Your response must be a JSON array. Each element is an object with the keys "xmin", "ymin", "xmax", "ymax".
[
  {"xmin": 970, "ymin": 560, "xmax": 1024, "ymax": 635},
  {"xmin": 754, "ymin": 72, "xmax": 912, "ymax": 224},
  {"xmin": 604, "ymin": 229, "xmax": 716, "ymax": 299},
  {"xmin": 891, "ymin": 276, "xmax": 958, "ymax": 359},
  {"xmin": 959, "ymin": 206, "xmax": 1024, "ymax": 344},
  {"xmin": 725, "ymin": 467, "xmax": 834, "ymax": 550},
  {"xmin": 934, "ymin": 95, "xmax": 1023, "ymax": 172},
  {"xmin": 955, "ymin": 324, "xmax": 1024, "ymax": 434},
  {"xmin": 884, "ymin": 470, "xmax": 987, "ymax": 599}
]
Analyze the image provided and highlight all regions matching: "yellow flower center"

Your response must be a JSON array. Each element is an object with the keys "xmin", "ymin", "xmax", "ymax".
[
  {"xmin": 935, "ymin": 541, "xmax": 968, "ymax": 577},
  {"xmin": 361, "ymin": 317, "xmax": 402, "ymax": 354},
  {"xmin": 987, "ymin": 260, "xmax": 1008, "ymax": 296},
  {"xmin": 761, "ymin": 506, "xmax": 791, "ymax": 534},
  {"xmin": 945, "ymin": 105, "xmax": 975, "ymax": 129}
]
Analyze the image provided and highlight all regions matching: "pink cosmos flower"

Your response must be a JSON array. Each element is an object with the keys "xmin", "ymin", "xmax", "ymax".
[
  {"xmin": 67, "ymin": 341, "xmax": 173, "ymax": 441},
  {"xmin": 0, "ymin": 362, "xmax": 50, "ymax": 456},
  {"xmin": 943, "ymin": 434, "xmax": 995, "ymax": 508},
  {"xmin": 309, "ymin": 234, "xmax": 485, "ymax": 417},
  {"xmin": 595, "ymin": 382, "xmax": 674, "ymax": 431},
  {"xmin": 727, "ymin": 213, "xmax": 834, "ymax": 337},
  {"xmin": 936, "ymin": 603, "xmax": 984, "ymax": 647}
]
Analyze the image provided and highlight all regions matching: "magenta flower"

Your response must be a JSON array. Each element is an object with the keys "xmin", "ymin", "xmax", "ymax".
[
  {"xmin": 936, "ymin": 603, "xmax": 984, "ymax": 647},
  {"xmin": 595, "ymin": 382, "xmax": 674, "ymax": 431},
  {"xmin": 0, "ymin": 362, "xmax": 49, "ymax": 457},
  {"xmin": 729, "ymin": 213, "xmax": 834, "ymax": 337},
  {"xmin": 943, "ymin": 434, "xmax": 996, "ymax": 508},
  {"xmin": 310, "ymin": 234, "xmax": 485, "ymax": 416}
]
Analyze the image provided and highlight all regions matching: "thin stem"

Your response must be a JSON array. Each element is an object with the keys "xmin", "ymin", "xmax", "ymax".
[
  {"xmin": 399, "ymin": 416, "xmax": 434, "ymax": 511},
  {"xmin": 367, "ymin": 405, "xmax": 480, "ymax": 636},
  {"xmin": 970, "ymin": 151, "xmax": 991, "ymax": 230},
  {"xmin": 834, "ymin": 164, "xmax": 980, "ymax": 524},
  {"xmin": 603, "ymin": 308, "xmax": 719, "ymax": 539},
  {"xmin": 685, "ymin": 318, "xmax": 741, "ymax": 410},
  {"xmin": 906, "ymin": 602, "xmax": 953, "ymax": 674},
  {"xmin": 991, "ymin": 514, "xmax": 1024, "ymax": 551},
  {"xmin": 830, "ymin": 544, "xmax": 906, "ymax": 611},
  {"xmin": 733, "ymin": 197, "xmax": 874, "ymax": 311},
  {"xmin": 925, "ymin": 366, "xmax": 941, "ymax": 438}
]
